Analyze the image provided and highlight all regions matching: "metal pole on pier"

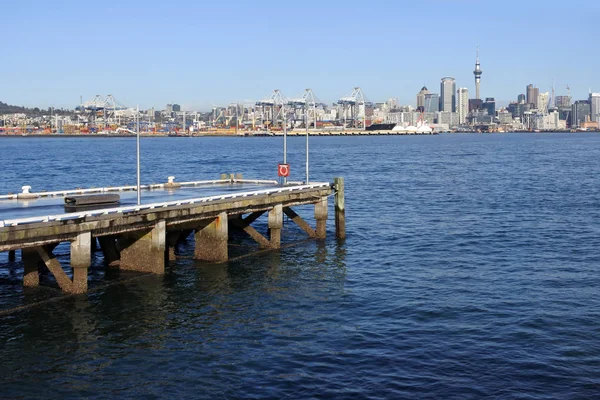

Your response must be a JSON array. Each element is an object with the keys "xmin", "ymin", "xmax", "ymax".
[
  {"xmin": 305, "ymin": 105, "xmax": 309, "ymax": 184},
  {"xmin": 136, "ymin": 105, "xmax": 141, "ymax": 205},
  {"xmin": 283, "ymin": 103, "xmax": 287, "ymax": 184}
]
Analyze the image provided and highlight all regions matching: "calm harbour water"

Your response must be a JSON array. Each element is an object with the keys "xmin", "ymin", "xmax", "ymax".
[{"xmin": 1, "ymin": 133, "xmax": 600, "ymax": 399}]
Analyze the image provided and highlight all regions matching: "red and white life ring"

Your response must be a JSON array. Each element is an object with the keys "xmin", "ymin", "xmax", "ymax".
[{"xmin": 278, "ymin": 163, "xmax": 290, "ymax": 177}]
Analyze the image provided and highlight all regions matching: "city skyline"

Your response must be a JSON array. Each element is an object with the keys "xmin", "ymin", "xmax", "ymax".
[{"xmin": 1, "ymin": 0, "xmax": 598, "ymax": 110}]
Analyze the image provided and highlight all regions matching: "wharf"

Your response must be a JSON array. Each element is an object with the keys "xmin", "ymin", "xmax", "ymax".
[{"xmin": 0, "ymin": 176, "xmax": 345, "ymax": 294}]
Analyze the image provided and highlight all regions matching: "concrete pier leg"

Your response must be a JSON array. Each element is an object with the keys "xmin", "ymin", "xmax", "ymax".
[
  {"xmin": 8, "ymin": 250, "xmax": 16, "ymax": 262},
  {"xmin": 268, "ymin": 204, "xmax": 283, "ymax": 249},
  {"xmin": 334, "ymin": 177, "xmax": 346, "ymax": 240},
  {"xmin": 194, "ymin": 212, "xmax": 228, "ymax": 262},
  {"xmin": 98, "ymin": 236, "xmax": 120, "ymax": 267},
  {"xmin": 166, "ymin": 231, "xmax": 181, "ymax": 262},
  {"xmin": 22, "ymin": 248, "xmax": 41, "ymax": 287},
  {"xmin": 120, "ymin": 220, "xmax": 167, "ymax": 274},
  {"xmin": 71, "ymin": 232, "xmax": 92, "ymax": 269},
  {"xmin": 314, "ymin": 196, "xmax": 328, "ymax": 239}
]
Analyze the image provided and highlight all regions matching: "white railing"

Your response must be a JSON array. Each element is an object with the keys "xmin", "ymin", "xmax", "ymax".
[
  {"xmin": 0, "ymin": 178, "xmax": 280, "ymax": 200},
  {"xmin": 0, "ymin": 182, "xmax": 331, "ymax": 228}
]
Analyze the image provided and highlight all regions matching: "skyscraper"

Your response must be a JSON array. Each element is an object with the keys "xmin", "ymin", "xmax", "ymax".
[
  {"xmin": 526, "ymin": 84, "xmax": 539, "ymax": 109},
  {"xmin": 589, "ymin": 93, "xmax": 600, "ymax": 122},
  {"xmin": 440, "ymin": 77, "xmax": 456, "ymax": 112},
  {"xmin": 457, "ymin": 88, "xmax": 469, "ymax": 124},
  {"xmin": 416, "ymin": 86, "xmax": 429, "ymax": 112},
  {"xmin": 483, "ymin": 97, "xmax": 496, "ymax": 116},
  {"xmin": 572, "ymin": 100, "xmax": 590, "ymax": 127},
  {"xmin": 473, "ymin": 49, "xmax": 482, "ymax": 100}
]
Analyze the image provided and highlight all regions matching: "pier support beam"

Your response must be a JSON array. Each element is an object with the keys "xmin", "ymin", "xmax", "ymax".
[
  {"xmin": 268, "ymin": 204, "xmax": 283, "ymax": 249},
  {"xmin": 35, "ymin": 245, "xmax": 88, "ymax": 293},
  {"xmin": 283, "ymin": 207, "xmax": 316, "ymax": 238},
  {"xmin": 231, "ymin": 214, "xmax": 271, "ymax": 249},
  {"xmin": 314, "ymin": 196, "xmax": 328, "ymax": 239},
  {"xmin": 120, "ymin": 220, "xmax": 167, "ymax": 274},
  {"xmin": 334, "ymin": 177, "xmax": 346, "ymax": 239},
  {"xmin": 71, "ymin": 232, "xmax": 92, "ymax": 269},
  {"xmin": 98, "ymin": 236, "xmax": 120, "ymax": 267},
  {"xmin": 8, "ymin": 250, "xmax": 16, "ymax": 262},
  {"xmin": 194, "ymin": 212, "xmax": 228, "ymax": 262},
  {"xmin": 22, "ymin": 248, "xmax": 41, "ymax": 288}
]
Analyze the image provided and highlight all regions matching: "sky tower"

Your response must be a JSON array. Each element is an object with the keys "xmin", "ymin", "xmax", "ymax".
[{"xmin": 473, "ymin": 48, "xmax": 482, "ymax": 100}]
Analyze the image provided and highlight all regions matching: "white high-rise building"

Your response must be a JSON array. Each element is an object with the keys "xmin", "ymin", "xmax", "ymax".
[
  {"xmin": 589, "ymin": 93, "xmax": 600, "ymax": 122},
  {"xmin": 457, "ymin": 87, "xmax": 469, "ymax": 124},
  {"xmin": 537, "ymin": 92, "xmax": 549, "ymax": 114}
]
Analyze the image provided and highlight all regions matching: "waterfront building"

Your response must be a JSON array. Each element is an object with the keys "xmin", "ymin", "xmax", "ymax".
[
  {"xmin": 526, "ymin": 84, "xmax": 539, "ymax": 109},
  {"xmin": 457, "ymin": 88, "xmax": 469, "ymax": 124},
  {"xmin": 435, "ymin": 111, "xmax": 460, "ymax": 127},
  {"xmin": 572, "ymin": 100, "xmax": 591, "ymax": 127},
  {"xmin": 498, "ymin": 111, "xmax": 513, "ymax": 125},
  {"xmin": 483, "ymin": 97, "xmax": 495, "ymax": 116},
  {"xmin": 518, "ymin": 94, "xmax": 526, "ymax": 104},
  {"xmin": 416, "ymin": 86, "xmax": 429, "ymax": 112},
  {"xmin": 440, "ymin": 77, "xmax": 456, "ymax": 112},
  {"xmin": 589, "ymin": 93, "xmax": 600, "ymax": 122},
  {"xmin": 424, "ymin": 93, "xmax": 440, "ymax": 112},
  {"xmin": 473, "ymin": 49, "xmax": 482, "ymax": 100}
]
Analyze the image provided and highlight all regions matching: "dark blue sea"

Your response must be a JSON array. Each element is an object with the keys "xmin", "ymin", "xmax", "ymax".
[{"xmin": 1, "ymin": 133, "xmax": 600, "ymax": 399}]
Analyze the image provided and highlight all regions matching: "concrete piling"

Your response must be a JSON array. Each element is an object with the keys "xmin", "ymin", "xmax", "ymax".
[
  {"xmin": 268, "ymin": 204, "xmax": 283, "ymax": 248},
  {"xmin": 334, "ymin": 177, "xmax": 346, "ymax": 239},
  {"xmin": 120, "ymin": 220, "xmax": 166, "ymax": 274},
  {"xmin": 22, "ymin": 248, "xmax": 41, "ymax": 287},
  {"xmin": 71, "ymin": 232, "xmax": 92, "ymax": 269},
  {"xmin": 194, "ymin": 212, "xmax": 228, "ymax": 261},
  {"xmin": 166, "ymin": 231, "xmax": 181, "ymax": 261},
  {"xmin": 314, "ymin": 197, "xmax": 328, "ymax": 239}
]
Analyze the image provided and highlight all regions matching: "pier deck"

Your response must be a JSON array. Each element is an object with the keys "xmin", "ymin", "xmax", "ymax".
[{"xmin": 0, "ymin": 177, "xmax": 345, "ymax": 294}]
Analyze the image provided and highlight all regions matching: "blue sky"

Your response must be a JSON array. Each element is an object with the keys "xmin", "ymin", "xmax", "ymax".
[{"xmin": 1, "ymin": 0, "xmax": 598, "ymax": 111}]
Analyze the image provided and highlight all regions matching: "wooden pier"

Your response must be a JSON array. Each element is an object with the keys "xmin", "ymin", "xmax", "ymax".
[{"xmin": 0, "ymin": 178, "xmax": 345, "ymax": 294}]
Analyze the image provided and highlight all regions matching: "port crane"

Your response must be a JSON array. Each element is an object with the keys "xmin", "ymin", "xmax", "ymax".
[
  {"xmin": 337, "ymin": 87, "xmax": 368, "ymax": 129},
  {"xmin": 256, "ymin": 90, "xmax": 287, "ymax": 131}
]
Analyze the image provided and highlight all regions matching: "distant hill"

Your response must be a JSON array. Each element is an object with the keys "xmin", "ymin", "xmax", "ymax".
[{"xmin": 0, "ymin": 101, "xmax": 72, "ymax": 116}]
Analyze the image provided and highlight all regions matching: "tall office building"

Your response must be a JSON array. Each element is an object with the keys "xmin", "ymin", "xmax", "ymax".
[
  {"xmin": 440, "ymin": 77, "xmax": 456, "ymax": 112},
  {"xmin": 457, "ymin": 88, "xmax": 469, "ymax": 124},
  {"xmin": 473, "ymin": 49, "xmax": 482, "ymax": 100},
  {"xmin": 518, "ymin": 94, "xmax": 526, "ymax": 104},
  {"xmin": 416, "ymin": 86, "xmax": 429, "ymax": 111},
  {"xmin": 526, "ymin": 84, "xmax": 539, "ymax": 109},
  {"xmin": 589, "ymin": 93, "xmax": 600, "ymax": 122},
  {"xmin": 424, "ymin": 93, "xmax": 440, "ymax": 112},
  {"xmin": 572, "ymin": 100, "xmax": 590, "ymax": 127},
  {"xmin": 483, "ymin": 97, "xmax": 496, "ymax": 116}
]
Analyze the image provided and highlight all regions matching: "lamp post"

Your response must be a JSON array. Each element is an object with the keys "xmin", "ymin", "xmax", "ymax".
[{"xmin": 136, "ymin": 105, "xmax": 141, "ymax": 205}]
